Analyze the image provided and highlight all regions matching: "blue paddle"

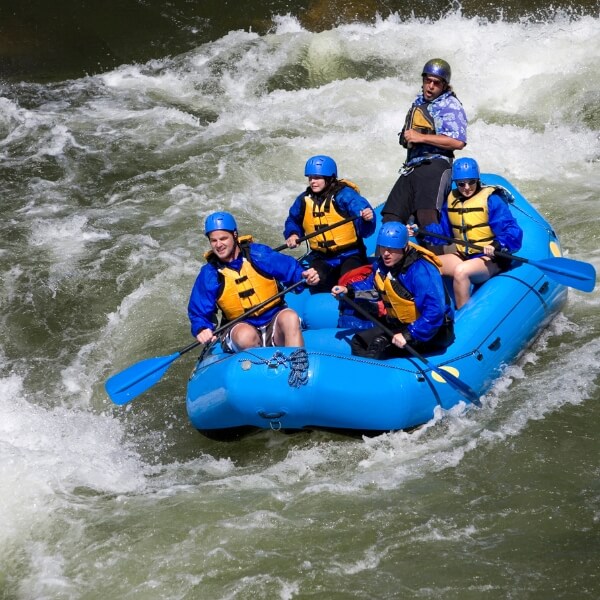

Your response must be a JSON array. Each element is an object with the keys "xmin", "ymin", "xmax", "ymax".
[
  {"xmin": 419, "ymin": 230, "xmax": 596, "ymax": 293},
  {"xmin": 105, "ymin": 279, "xmax": 306, "ymax": 406},
  {"xmin": 339, "ymin": 293, "xmax": 481, "ymax": 407}
]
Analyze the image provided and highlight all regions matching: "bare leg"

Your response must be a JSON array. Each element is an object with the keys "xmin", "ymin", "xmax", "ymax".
[
  {"xmin": 439, "ymin": 253, "xmax": 463, "ymax": 277},
  {"xmin": 272, "ymin": 308, "xmax": 304, "ymax": 347},
  {"xmin": 414, "ymin": 208, "xmax": 439, "ymax": 228},
  {"xmin": 230, "ymin": 322, "xmax": 261, "ymax": 350},
  {"xmin": 451, "ymin": 257, "xmax": 500, "ymax": 309}
]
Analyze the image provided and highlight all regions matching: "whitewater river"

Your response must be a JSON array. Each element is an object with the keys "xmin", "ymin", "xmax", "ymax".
[{"xmin": 1, "ymin": 2, "xmax": 599, "ymax": 598}]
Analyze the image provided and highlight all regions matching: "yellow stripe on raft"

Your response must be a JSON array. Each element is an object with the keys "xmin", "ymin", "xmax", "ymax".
[{"xmin": 431, "ymin": 365, "xmax": 460, "ymax": 383}]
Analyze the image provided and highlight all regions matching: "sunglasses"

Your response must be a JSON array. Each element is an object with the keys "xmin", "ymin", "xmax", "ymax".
[
  {"xmin": 456, "ymin": 180, "xmax": 478, "ymax": 188},
  {"xmin": 423, "ymin": 76, "xmax": 444, "ymax": 87}
]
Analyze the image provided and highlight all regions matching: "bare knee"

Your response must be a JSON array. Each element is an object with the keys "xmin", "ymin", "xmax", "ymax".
[
  {"xmin": 276, "ymin": 309, "xmax": 301, "ymax": 333},
  {"xmin": 231, "ymin": 324, "xmax": 260, "ymax": 350},
  {"xmin": 273, "ymin": 309, "xmax": 303, "ymax": 346},
  {"xmin": 452, "ymin": 262, "xmax": 471, "ymax": 284}
]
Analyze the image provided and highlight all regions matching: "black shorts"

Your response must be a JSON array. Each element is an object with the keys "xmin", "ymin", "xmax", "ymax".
[
  {"xmin": 381, "ymin": 158, "xmax": 451, "ymax": 224},
  {"xmin": 309, "ymin": 253, "xmax": 368, "ymax": 292}
]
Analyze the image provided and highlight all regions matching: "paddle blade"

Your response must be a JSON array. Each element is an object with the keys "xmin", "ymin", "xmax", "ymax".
[
  {"xmin": 534, "ymin": 257, "xmax": 596, "ymax": 293},
  {"xmin": 105, "ymin": 351, "xmax": 180, "ymax": 405},
  {"xmin": 431, "ymin": 366, "xmax": 482, "ymax": 407},
  {"xmin": 403, "ymin": 343, "xmax": 481, "ymax": 407}
]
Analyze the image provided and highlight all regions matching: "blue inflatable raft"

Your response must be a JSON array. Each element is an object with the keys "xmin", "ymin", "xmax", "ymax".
[{"xmin": 186, "ymin": 175, "xmax": 570, "ymax": 439}]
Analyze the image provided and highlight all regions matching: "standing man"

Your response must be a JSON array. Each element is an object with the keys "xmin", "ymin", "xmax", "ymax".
[
  {"xmin": 188, "ymin": 211, "xmax": 319, "ymax": 352},
  {"xmin": 382, "ymin": 58, "xmax": 468, "ymax": 235}
]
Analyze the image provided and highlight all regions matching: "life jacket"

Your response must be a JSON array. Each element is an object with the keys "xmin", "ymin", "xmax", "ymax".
[
  {"xmin": 399, "ymin": 100, "xmax": 455, "ymax": 162},
  {"xmin": 301, "ymin": 180, "xmax": 361, "ymax": 254},
  {"xmin": 374, "ymin": 243, "xmax": 443, "ymax": 323},
  {"xmin": 205, "ymin": 235, "xmax": 281, "ymax": 321},
  {"xmin": 446, "ymin": 186, "xmax": 496, "ymax": 256},
  {"xmin": 399, "ymin": 104, "xmax": 436, "ymax": 145}
]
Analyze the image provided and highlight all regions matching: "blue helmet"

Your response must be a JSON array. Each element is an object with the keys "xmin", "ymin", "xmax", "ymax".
[
  {"xmin": 305, "ymin": 155, "xmax": 337, "ymax": 178},
  {"xmin": 204, "ymin": 211, "xmax": 237, "ymax": 236},
  {"xmin": 452, "ymin": 157, "xmax": 480, "ymax": 182},
  {"xmin": 422, "ymin": 58, "xmax": 451, "ymax": 84},
  {"xmin": 377, "ymin": 222, "xmax": 409, "ymax": 250}
]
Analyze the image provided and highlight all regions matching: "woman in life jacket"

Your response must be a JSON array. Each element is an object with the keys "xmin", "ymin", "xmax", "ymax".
[
  {"xmin": 332, "ymin": 222, "xmax": 455, "ymax": 360},
  {"xmin": 283, "ymin": 155, "xmax": 376, "ymax": 291},
  {"xmin": 188, "ymin": 211, "xmax": 320, "ymax": 352},
  {"xmin": 421, "ymin": 157, "xmax": 523, "ymax": 309}
]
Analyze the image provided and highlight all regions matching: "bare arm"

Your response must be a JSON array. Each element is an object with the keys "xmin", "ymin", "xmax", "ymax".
[{"xmin": 403, "ymin": 129, "xmax": 466, "ymax": 151}]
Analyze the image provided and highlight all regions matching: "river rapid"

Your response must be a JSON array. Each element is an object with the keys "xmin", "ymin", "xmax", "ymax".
[{"xmin": 1, "ymin": 3, "xmax": 599, "ymax": 598}]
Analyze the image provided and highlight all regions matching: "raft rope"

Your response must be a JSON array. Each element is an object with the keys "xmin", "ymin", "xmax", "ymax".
[
  {"xmin": 285, "ymin": 349, "xmax": 309, "ymax": 387},
  {"xmin": 242, "ymin": 348, "xmax": 309, "ymax": 388}
]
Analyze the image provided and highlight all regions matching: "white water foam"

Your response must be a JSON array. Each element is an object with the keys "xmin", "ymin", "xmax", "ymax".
[{"xmin": 0, "ymin": 371, "xmax": 146, "ymax": 552}]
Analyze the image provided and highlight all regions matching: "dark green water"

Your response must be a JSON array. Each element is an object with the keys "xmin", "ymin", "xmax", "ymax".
[
  {"xmin": 0, "ymin": 1, "xmax": 599, "ymax": 598},
  {"xmin": 2, "ymin": 0, "xmax": 599, "ymax": 81}
]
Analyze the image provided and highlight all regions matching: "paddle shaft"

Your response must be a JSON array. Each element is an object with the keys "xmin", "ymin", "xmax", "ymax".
[
  {"xmin": 418, "ymin": 229, "xmax": 596, "ymax": 292},
  {"xmin": 338, "ymin": 293, "xmax": 481, "ymax": 406},
  {"xmin": 274, "ymin": 215, "xmax": 359, "ymax": 252},
  {"xmin": 417, "ymin": 230, "xmax": 528, "ymax": 263}
]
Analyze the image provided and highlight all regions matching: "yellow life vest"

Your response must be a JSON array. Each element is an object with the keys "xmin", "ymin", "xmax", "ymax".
[
  {"xmin": 205, "ymin": 235, "xmax": 281, "ymax": 321},
  {"xmin": 374, "ymin": 243, "xmax": 442, "ymax": 323},
  {"xmin": 401, "ymin": 104, "xmax": 436, "ymax": 145},
  {"xmin": 301, "ymin": 182, "xmax": 360, "ymax": 254},
  {"xmin": 338, "ymin": 178, "xmax": 361, "ymax": 193},
  {"xmin": 446, "ymin": 186, "xmax": 495, "ymax": 256}
]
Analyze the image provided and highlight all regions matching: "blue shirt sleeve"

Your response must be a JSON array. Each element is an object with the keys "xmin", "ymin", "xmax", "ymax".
[
  {"xmin": 430, "ymin": 92, "xmax": 468, "ymax": 143},
  {"xmin": 187, "ymin": 264, "xmax": 221, "ymax": 337},
  {"xmin": 283, "ymin": 192, "xmax": 307, "ymax": 239},
  {"xmin": 487, "ymin": 193, "xmax": 523, "ymax": 253},
  {"xmin": 403, "ymin": 259, "xmax": 449, "ymax": 342},
  {"xmin": 248, "ymin": 243, "xmax": 305, "ymax": 287},
  {"xmin": 421, "ymin": 208, "xmax": 454, "ymax": 245},
  {"xmin": 334, "ymin": 186, "xmax": 376, "ymax": 239}
]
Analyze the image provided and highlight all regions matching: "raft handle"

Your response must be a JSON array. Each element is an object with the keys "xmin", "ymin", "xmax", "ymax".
[
  {"xmin": 258, "ymin": 410, "xmax": 287, "ymax": 420},
  {"xmin": 487, "ymin": 337, "xmax": 501, "ymax": 352},
  {"xmin": 538, "ymin": 281, "xmax": 550, "ymax": 294}
]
